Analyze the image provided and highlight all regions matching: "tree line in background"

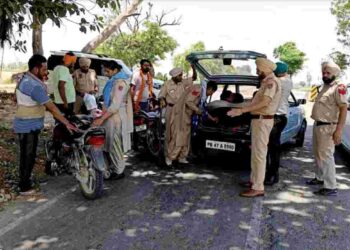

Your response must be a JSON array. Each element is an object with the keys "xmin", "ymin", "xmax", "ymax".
[
  {"xmin": 0, "ymin": 0, "xmax": 349, "ymax": 77},
  {"xmin": 331, "ymin": 0, "xmax": 350, "ymax": 71}
]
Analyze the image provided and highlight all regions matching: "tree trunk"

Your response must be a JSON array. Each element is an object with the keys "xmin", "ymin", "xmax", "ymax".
[
  {"xmin": 32, "ymin": 16, "xmax": 43, "ymax": 55},
  {"xmin": 81, "ymin": 0, "xmax": 142, "ymax": 53}
]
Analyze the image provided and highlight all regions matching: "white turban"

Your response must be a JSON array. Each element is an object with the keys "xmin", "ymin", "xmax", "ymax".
[
  {"xmin": 322, "ymin": 61, "xmax": 341, "ymax": 76},
  {"xmin": 79, "ymin": 57, "xmax": 91, "ymax": 67},
  {"xmin": 169, "ymin": 67, "xmax": 183, "ymax": 77},
  {"xmin": 255, "ymin": 58, "xmax": 277, "ymax": 74}
]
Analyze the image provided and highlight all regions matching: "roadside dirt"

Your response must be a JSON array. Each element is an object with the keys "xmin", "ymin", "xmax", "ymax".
[{"xmin": 0, "ymin": 93, "xmax": 53, "ymax": 208}]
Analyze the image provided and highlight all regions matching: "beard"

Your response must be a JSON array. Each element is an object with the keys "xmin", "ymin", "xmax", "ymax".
[
  {"xmin": 142, "ymin": 68, "xmax": 150, "ymax": 73},
  {"xmin": 258, "ymin": 74, "xmax": 265, "ymax": 81},
  {"xmin": 322, "ymin": 76, "xmax": 336, "ymax": 85}
]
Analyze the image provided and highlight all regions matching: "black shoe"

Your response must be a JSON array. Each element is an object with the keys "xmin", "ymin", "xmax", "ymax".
[
  {"xmin": 110, "ymin": 172, "xmax": 125, "ymax": 180},
  {"xmin": 264, "ymin": 175, "xmax": 279, "ymax": 186},
  {"xmin": 306, "ymin": 178, "xmax": 324, "ymax": 185},
  {"xmin": 314, "ymin": 188, "xmax": 338, "ymax": 196}
]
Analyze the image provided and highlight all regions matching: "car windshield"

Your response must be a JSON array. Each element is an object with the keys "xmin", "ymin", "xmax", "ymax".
[{"xmin": 198, "ymin": 58, "xmax": 257, "ymax": 76}]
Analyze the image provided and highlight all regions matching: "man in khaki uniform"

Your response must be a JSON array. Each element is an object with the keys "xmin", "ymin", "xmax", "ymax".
[
  {"xmin": 159, "ymin": 65, "xmax": 197, "ymax": 166},
  {"xmin": 73, "ymin": 57, "xmax": 98, "ymax": 113},
  {"xmin": 227, "ymin": 58, "xmax": 281, "ymax": 197},
  {"xmin": 307, "ymin": 61, "xmax": 348, "ymax": 196},
  {"xmin": 174, "ymin": 81, "xmax": 218, "ymax": 163}
]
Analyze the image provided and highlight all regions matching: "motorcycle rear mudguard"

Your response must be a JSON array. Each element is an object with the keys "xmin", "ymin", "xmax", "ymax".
[{"xmin": 89, "ymin": 147, "xmax": 107, "ymax": 172}]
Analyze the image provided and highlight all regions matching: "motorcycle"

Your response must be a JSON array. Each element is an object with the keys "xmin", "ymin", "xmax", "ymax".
[
  {"xmin": 133, "ymin": 98, "xmax": 166, "ymax": 164},
  {"xmin": 45, "ymin": 115, "xmax": 107, "ymax": 200}
]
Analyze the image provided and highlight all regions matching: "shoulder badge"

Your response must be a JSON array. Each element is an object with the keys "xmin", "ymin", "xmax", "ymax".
[
  {"xmin": 338, "ymin": 84, "xmax": 347, "ymax": 95},
  {"xmin": 191, "ymin": 90, "xmax": 200, "ymax": 96}
]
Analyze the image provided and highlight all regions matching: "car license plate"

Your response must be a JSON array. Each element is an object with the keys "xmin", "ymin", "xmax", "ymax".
[
  {"xmin": 135, "ymin": 124, "xmax": 147, "ymax": 132},
  {"xmin": 205, "ymin": 140, "xmax": 235, "ymax": 152}
]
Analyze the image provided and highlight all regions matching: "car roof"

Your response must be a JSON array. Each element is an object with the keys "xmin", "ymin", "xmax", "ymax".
[{"xmin": 48, "ymin": 50, "xmax": 132, "ymax": 77}]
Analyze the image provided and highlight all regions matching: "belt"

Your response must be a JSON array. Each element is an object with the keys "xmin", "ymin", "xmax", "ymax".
[
  {"xmin": 167, "ymin": 103, "xmax": 174, "ymax": 107},
  {"xmin": 251, "ymin": 115, "xmax": 274, "ymax": 119},
  {"xmin": 275, "ymin": 114, "xmax": 286, "ymax": 118},
  {"xmin": 315, "ymin": 121, "xmax": 337, "ymax": 126}
]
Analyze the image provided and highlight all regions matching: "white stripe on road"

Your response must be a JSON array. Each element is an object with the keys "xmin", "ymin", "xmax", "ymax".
[
  {"xmin": 0, "ymin": 185, "xmax": 77, "ymax": 238},
  {"xmin": 244, "ymin": 199, "xmax": 263, "ymax": 250}
]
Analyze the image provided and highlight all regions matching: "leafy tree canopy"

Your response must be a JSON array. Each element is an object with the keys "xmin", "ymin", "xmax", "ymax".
[
  {"xmin": 273, "ymin": 41, "xmax": 306, "ymax": 76},
  {"xmin": 0, "ymin": 0, "xmax": 120, "ymax": 51},
  {"xmin": 95, "ymin": 21, "xmax": 178, "ymax": 67},
  {"xmin": 331, "ymin": 0, "xmax": 350, "ymax": 47}
]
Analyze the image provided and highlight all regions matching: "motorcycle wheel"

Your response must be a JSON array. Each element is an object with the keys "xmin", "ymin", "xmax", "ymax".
[
  {"xmin": 146, "ymin": 129, "xmax": 161, "ymax": 158},
  {"xmin": 79, "ymin": 165, "xmax": 104, "ymax": 200}
]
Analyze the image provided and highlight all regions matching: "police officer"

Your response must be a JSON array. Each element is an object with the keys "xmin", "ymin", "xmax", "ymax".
[
  {"xmin": 307, "ymin": 61, "xmax": 347, "ymax": 196},
  {"xmin": 159, "ymin": 65, "xmax": 197, "ymax": 166},
  {"xmin": 265, "ymin": 62, "xmax": 293, "ymax": 185},
  {"xmin": 228, "ymin": 58, "xmax": 282, "ymax": 197}
]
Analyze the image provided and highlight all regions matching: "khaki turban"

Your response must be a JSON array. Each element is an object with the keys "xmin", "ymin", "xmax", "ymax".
[
  {"xmin": 79, "ymin": 57, "xmax": 91, "ymax": 67},
  {"xmin": 169, "ymin": 67, "xmax": 183, "ymax": 77},
  {"xmin": 322, "ymin": 61, "xmax": 341, "ymax": 76},
  {"xmin": 255, "ymin": 57, "xmax": 277, "ymax": 74}
]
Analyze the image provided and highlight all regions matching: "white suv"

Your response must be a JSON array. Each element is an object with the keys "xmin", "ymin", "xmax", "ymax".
[{"xmin": 47, "ymin": 50, "xmax": 132, "ymax": 95}]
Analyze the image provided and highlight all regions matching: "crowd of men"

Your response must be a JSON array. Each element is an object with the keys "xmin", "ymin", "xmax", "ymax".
[{"xmin": 13, "ymin": 52, "xmax": 348, "ymax": 198}]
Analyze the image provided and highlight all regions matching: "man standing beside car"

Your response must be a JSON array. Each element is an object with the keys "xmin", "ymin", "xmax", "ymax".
[
  {"xmin": 174, "ymin": 81, "xmax": 218, "ymax": 164},
  {"xmin": 132, "ymin": 59, "xmax": 154, "ymax": 112},
  {"xmin": 159, "ymin": 65, "xmax": 197, "ymax": 167},
  {"xmin": 227, "ymin": 58, "xmax": 281, "ymax": 197},
  {"xmin": 264, "ymin": 62, "xmax": 293, "ymax": 185},
  {"xmin": 307, "ymin": 61, "xmax": 347, "ymax": 196},
  {"xmin": 72, "ymin": 57, "xmax": 98, "ymax": 114},
  {"xmin": 52, "ymin": 52, "xmax": 77, "ymax": 116}
]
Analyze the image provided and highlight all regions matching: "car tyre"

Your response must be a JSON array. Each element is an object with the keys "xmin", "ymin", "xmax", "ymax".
[{"xmin": 295, "ymin": 120, "xmax": 307, "ymax": 147}]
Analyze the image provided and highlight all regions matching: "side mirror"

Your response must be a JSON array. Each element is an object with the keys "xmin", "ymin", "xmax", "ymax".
[{"xmin": 297, "ymin": 99, "xmax": 307, "ymax": 105}]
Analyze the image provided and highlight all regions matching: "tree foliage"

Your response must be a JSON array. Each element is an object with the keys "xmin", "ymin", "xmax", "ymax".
[
  {"xmin": 155, "ymin": 72, "xmax": 168, "ymax": 81},
  {"xmin": 329, "ymin": 50, "xmax": 349, "ymax": 71},
  {"xmin": 173, "ymin": 41, "xmax": 205, "ymax": 74},
  {"xmin": 95, "ymin": 21, "xmax": 177, "ymax": 67},
  {"xmin": 331, "ymin": 0, "xmax": 350, "ymax": 47},
  {"xmin": 173, "ymin": 42, "xmax": 237, "ymax": 78},
  {"xmin": 0, "ymin": 0, "xmax": 120, "ymax": 52},
  {"xmin": 273, "ymin": 41, "xmax": 306, "ymax": 76}
]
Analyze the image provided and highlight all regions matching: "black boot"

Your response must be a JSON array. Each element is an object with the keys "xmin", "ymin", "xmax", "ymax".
[{"xmin": 264, "ymin": 173, "xmax": 279, "ymax": 186}]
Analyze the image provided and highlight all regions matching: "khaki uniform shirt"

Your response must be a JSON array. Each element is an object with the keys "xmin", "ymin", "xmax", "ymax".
[
  {"xmin": 159, "ymin": 77, "xmax": 193, "ymax": 105},
  {"xmin": 251, "ymin": 73, "xmax": 282, "ymax": 116},
  {"xmin": 311, "ymin": 80, "xmax": 348, "ymax": 123},
  {"xmin": 73, "ymin": 69, "xmax": 98, "ymax": 93}
]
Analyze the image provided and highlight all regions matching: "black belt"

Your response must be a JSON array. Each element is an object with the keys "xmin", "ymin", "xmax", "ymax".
[
  {"xmin": 315, "ymin": 121, "xmax": 337, "ymax": 126},
  {"xmin": 274, "ymin": 114, "xmax": 286, "ymax": 118},
  {"xmin": 167, "ymin": 103, "xmax": 174, "ymax": 107},
  {"xmin": 251, "ymin": 115, "xmax": 274, "ymax": 119}
]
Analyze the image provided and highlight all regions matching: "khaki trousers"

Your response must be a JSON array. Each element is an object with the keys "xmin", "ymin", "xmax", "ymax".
[
  {"xmin": 74, "ymin": 95, "xmax": 84, "ymax": 114},
  {"xmin": 165, "ymin": 106, "xmax": 190, "ymax": 161},
  {"xmin": 312, "ymin": 123, "xmax": 337, "ymax": 189},
  {"xmin": 251, "ymin": 119, "xmax": 274, "ymax": 191}
]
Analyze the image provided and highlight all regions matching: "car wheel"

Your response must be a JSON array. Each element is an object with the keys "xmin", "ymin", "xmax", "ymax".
[{"xmin": 295, "ymin": 120, "xmax": 307, "ymax": 147}]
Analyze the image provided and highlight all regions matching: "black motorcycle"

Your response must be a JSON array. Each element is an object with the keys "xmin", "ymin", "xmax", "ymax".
[
  {"xmin": 45, "ymin": 115, "xmax": 107, "ymax": 200},
  {"xmin": 133, "ymin": 101, "xmax": 165, "ymax": 164}
]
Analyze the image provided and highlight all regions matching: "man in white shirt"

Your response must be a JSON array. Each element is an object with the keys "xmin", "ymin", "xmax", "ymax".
[
  {"xmin": 131, "ymin": 59, "xmax": 154, "ymax": 112},
  {"xmin": 265, "ymin": 62, "xmax": 293, "ymax": 185}
]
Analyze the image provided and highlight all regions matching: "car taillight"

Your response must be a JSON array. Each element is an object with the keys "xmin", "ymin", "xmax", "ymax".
[
  {"xmin": 87, "ymin": 136, "xmax": 105, "ymax": 146},
  {"xmin": 134, "ymin": 118, "xmax": 145, "ymax": 126}
]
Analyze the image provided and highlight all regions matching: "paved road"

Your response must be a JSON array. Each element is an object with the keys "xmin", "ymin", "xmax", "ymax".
[{"xmin": 1, "ymin": 122, "xmax": 350, "ymax": 250}]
